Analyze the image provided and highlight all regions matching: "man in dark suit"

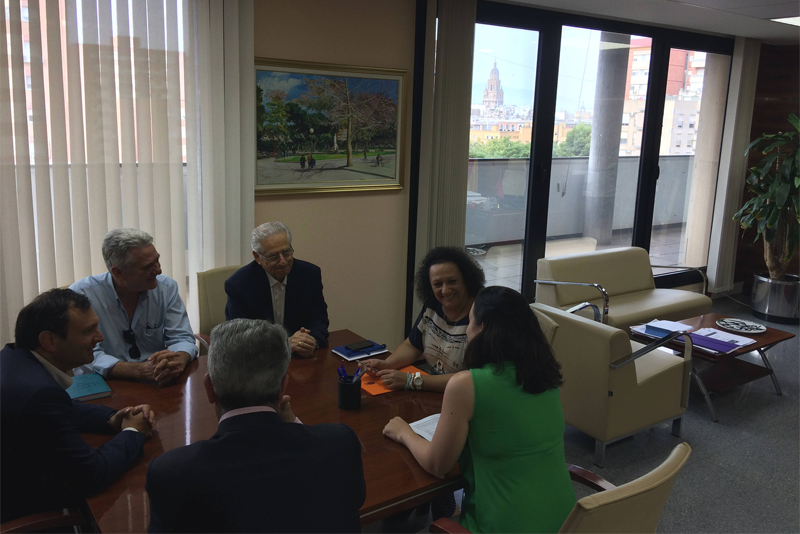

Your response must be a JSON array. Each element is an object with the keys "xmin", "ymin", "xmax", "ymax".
[
  {"xmin": 224, "ymin": 222, "xmax": 329, "ymax": 356},
  {"xmin": 0, "ymin": 289, "xmax": 156, "ymax": 524},
  {"xmin": 146, "ymin": 319, "xmax": 365, "ymax": 533}
]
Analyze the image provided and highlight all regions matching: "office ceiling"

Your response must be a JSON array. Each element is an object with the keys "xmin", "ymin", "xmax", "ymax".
[{"xmin": 509, "ymin": 0, "xmax": 800, "ymax": 44}]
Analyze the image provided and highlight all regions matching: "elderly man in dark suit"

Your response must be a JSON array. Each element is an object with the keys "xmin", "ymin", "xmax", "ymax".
[
  {"xmin": 0, "ymin": 289, "xmax": 155, "ymax": 524},
  {"xmin": 224, "ymin": 222, "xmax": 329, "ymax": 356},
  {"xmin": 145, "ymin": 319, "xmax": 365, "ymax": 533}
]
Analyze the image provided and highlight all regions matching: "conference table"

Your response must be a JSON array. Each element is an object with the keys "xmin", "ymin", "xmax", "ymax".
[{"xmin": 83, "ymin": 330, "xmax": 463, "ymax": 532}]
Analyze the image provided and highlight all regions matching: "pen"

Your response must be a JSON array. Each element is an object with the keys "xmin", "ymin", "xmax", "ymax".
[{"xmin": 359, "ymin": 362, "xmax": 379, "ymax": 374}]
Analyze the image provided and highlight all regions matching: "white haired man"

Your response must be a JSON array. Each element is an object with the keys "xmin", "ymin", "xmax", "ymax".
[
  {"xmin": 70, "ymin": 228, "xmax": 198, "ymax": 385},
  {"xmin": 224, "ymin": 222, "xmax": 329, "ymax": 357},
  {"xmin": 145, "ymin": 319, "xmax": 365, "ymax": 533}
]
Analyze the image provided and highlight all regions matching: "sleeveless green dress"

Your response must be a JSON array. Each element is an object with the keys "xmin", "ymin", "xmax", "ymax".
[{"xmin": 459, "ymin": 363, "xmax": 575, "ymax": 533}]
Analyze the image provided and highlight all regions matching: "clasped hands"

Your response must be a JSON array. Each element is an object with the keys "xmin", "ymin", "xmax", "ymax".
[
  {"xmin": 108, "ymin": 404, "xmax": 156, "ymax": 437},
  {"xmin": 289, "ymin": 328, "xmax": 316, "ymax": 358},
  {"xmin": 143, "ymin": 351, "xmax": 191, "ymax": 386},
  {"xmin": 359, "ymin": 359, "xmax": 408, "ymax": 390}
]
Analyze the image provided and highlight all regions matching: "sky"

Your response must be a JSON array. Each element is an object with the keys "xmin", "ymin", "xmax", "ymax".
[{"xmin": 472, "ymin": 24, "xmax": 643, "ymax": 114}]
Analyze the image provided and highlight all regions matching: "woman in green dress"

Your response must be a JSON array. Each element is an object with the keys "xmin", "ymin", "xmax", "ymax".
[{"xmin": 383, "ymin": 286, "xmax": 575, "ymax": 533}]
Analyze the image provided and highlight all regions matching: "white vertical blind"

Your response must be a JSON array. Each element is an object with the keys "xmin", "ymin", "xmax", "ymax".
[
  {"xmin": 27, "ymin": 0, "xmax": 57, "ymax": 291},
  {"xmin": 0, "ymin": 4, "xmax": 25, "ymax": 338},
  {"xmin": 44, "ymin": 1, "xmax": 76, "ymax": 288},
  {"xmin": 0, "ymin": 0, "xmax": 255, "ymax": 343},
  {"xmin": 8, "ymin": 0, "xmax": 38, "ymax": 301}
]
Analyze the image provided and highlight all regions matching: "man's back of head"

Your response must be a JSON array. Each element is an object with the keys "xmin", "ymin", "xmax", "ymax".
[
  {"xmin": 146, "ymin": 318, "xmax": 366, "ymax": 533},
  {"xmin": 207, "ymin": 319, "xmax": 290, "ymax": 412}
]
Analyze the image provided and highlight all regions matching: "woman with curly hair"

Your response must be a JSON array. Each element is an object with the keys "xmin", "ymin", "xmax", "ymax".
[
  {"xmin": 360, "ymin": 246, "xmax": 485, "ymax": 392},
  {"xmin": 383, "ymin": 286, "xmax": 574, "ymax": 533}
]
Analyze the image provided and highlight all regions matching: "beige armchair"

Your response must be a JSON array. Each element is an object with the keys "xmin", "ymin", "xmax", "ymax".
[
  {"xmin": 532, "ymin": 303, "xmax": 692, "ymax": 467},
  {"xmin": 535, "ymin": 247, "xmax": 711, "ymax": 333},
  {"xmin": 430, "ymin": 443, "xmax": 692, "ymax": 534},
  {"xmin": 195, "ymin": 265, "xmax": 241, "ymax": 354}
]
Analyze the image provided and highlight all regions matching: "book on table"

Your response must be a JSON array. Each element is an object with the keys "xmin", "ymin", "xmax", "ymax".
[
  {"xmin": 66, "ymin": 374, "xmax": 112, "ymax": 401},
  {"xmin": 632, "ymin": 320, "xmax": 756, "ymax": 355},
  {"xmin": 332, "ymin": 340, "xmax": 389, "ymax": 361}
]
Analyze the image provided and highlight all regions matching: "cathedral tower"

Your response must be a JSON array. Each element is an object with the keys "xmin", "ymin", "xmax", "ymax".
[{"xmin": 482, "ymin": 61, "xmax": 504, "ymax": 110}]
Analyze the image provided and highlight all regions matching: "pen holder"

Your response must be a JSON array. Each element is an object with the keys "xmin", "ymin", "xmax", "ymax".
[{"xmin": 338, "ymin": 377, "xmax": 361, "ymax": 410}]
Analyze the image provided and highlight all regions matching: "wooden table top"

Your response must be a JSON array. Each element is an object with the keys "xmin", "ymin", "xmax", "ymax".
[
  {"xmin": 83, "ymin": 330, "xmax": 461, "ymax": 532},
  {"xmin": 636, "ymin": 313, "xmax": 796, "ymax": 363}
]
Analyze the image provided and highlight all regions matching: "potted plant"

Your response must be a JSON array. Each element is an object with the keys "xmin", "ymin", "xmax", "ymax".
[{"xmin": 733, "ymin": 113, "xmax": 800, "ymax": 324}]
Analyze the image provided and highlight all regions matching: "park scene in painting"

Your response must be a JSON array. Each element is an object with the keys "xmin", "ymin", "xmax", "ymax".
[{"xmin": 255, "ymin": 67, "xmax": 401, "ymax": 189}]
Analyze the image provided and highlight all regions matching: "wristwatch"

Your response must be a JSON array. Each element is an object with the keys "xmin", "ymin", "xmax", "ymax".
[{"xmin": 412, "ymin": 372, "xmax": 424, "ymax": 391}]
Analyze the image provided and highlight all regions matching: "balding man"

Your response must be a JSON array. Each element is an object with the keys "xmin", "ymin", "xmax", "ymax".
[
  {"xmin": 224, "ymin": 222, "xmax": 329, "ymax": 356},
  {"xmin": 70, "ymin": 228, "xmax": 198, "ymax": 384}
]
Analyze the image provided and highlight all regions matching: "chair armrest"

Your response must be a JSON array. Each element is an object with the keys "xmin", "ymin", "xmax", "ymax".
[
  {"xmin": 565, "ymin": 301, "xmax": 602, "ymax": 322},
  {"xmin": 534, "ymin": 280, "xmax": 609, "ymax": 324},
  {"xmin": 1, "ymin": 508, "xmax": 85, "ymax": 533},
  {"xmin": 430, "ymin": 518, "xmax": 471, "ymax": 534},
  {"xmin": 568, "ymin": 464, "xmax": 617, "ymax": 492},
  {"xmin": 650, "ymin": 265, "xmax": 708, "ymax": 295},
  {"xmin": 195, "ymin": 333, "xmax": 210, "ymax": 350},
  {"xmin": 610, "ymin": 330, "xmax": 693, "ymax": 369}
]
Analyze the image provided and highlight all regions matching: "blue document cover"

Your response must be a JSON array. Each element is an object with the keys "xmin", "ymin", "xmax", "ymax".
[
  {"xmin": 332, "ymin": 340, "xmax": 389, "ymax": 361},
  {"xmin": 66, "ymin": 374, "xmax": 112, "ymax": 401}
]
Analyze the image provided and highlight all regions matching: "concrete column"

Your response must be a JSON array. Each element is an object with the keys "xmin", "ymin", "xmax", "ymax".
[
  {"xmin": 683, "ymin": 53, "xmax": 731, "ymax": 267},
  {"xmin": 584, "ymin": 32, "xmax": 631, "ymax": 245}
]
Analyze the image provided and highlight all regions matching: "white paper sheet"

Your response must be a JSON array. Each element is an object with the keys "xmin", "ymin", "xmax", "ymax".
[{"xmin": 410, "ymin": 413, "xmax": 440, "ymax": 442}]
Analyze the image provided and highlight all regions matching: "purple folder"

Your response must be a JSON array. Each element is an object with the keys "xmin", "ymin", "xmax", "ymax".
[{"xmin": 645, "ymin": 325, "xmax": 739, "ymax": 354}]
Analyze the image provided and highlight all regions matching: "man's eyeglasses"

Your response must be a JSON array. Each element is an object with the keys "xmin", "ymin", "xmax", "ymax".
[
  {"xmin": 122, "ymin": 329, "xmax": 142, "ymax": 360},
  {"xmin": 257, "ymin": 246, "xmax": 294, "ymax": 264}
]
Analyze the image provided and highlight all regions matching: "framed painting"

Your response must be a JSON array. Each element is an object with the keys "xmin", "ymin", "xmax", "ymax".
[{"xmin": 254, "ymin": 58, "xmax": 407, "ymax": 195}]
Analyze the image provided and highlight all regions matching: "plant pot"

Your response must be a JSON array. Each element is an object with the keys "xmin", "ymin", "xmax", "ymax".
[{"xmin": 751, "ymin": 273, "xmax": 800, "ymax": 325}]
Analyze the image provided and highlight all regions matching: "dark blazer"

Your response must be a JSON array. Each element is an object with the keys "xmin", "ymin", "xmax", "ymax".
[
  {"xmin": 146, "ymin": 411, "xmax": 366, "ymax": 533},
  {"xmin": 0, "ymin": 344, "xmax": 147, "ymax": 523},
  {"xmin": 224, "ymin": 259, "xmax": 330, "ymax": 347}
]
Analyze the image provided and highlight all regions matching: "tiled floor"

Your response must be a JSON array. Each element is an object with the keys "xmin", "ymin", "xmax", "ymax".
[{"xmin": 473, "ymin": 225, "xmax": 686, "ymax": 291}]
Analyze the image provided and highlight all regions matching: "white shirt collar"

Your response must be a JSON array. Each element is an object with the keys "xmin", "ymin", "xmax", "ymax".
[
  {"xmin": 266, "ymin": 271, "xmax": 287, "ymax": 289},
  {"xmin": 31, "ymin": 350, "xmax": 74, "ymax": 390}
]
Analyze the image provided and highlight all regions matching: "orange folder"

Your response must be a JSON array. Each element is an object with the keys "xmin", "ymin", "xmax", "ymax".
[{"xmin": 360, "ymin": 365, "xmax": 429, "ymax": 396}]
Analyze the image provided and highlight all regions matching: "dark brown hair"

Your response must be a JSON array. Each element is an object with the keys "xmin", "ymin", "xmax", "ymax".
[
  {"xmin": 463, "ymin": 286, "xmax": 563, "ymax": 394},
  {"xmin": 15, "ymin": 289, "xmax": 92, "ymax": 350}
]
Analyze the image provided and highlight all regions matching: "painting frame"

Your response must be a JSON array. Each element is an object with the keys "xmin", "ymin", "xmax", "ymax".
[{"xmin": 254, "ymin": 57, "xmax": 407, "ymax": 196}]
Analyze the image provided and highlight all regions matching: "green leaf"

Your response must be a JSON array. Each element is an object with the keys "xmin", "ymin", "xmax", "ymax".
[
  {"xmin": 792, "ymin": 194, "xmax": 800, "ymax": 215},
  {"xmin": 788, "ymin": 113, "xmax": 800, "ymax": 134},
  {"xmin": 766, "ymin": 206, "xmax": 782, "ymax": 228},
  {"xmin": 795, "ymin": 175, "xmax": 800, "ymax": 188},
  {"xmin": 765, "ymin": 226, "xmax": 777, "ymax": 242},
  {"xmin": 745, "ymin": 137, "xmax": 762, "ymax": 156},
  {"xmin": 757, "ymin": 214, "xmax": 769, "ymax": 235},
  {"xmin": 757, "ymin": 153, "xmax": 778, "ymax": 178},
  {"xmin": 776, "ymin": 183, "xmax": 791, "ymax": 207},
  {"xmin": 781, "ymin": 155, "xmax": 793, "ymax": 181},
  {"xmin": 794, "ymin": 147, "xmax": 800, "ymax": 177}
]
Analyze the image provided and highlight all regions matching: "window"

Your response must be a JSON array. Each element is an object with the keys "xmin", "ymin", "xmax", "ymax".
[
  {"xmin": 676, "ymin": 138, "xmax": 682, "ymax": 147},
  {"xmin": 622, "ymin": 113, "xmax": 630, "ymax": 125},
  {"xmin": 1, "ymin": 0, "xmax": 253, "ymax": 343},
  {"xmin": 678, "ymin": 114, "xmax": 684, "ymax": 128},
  {"xmin": 689, "ymin": 115, "xmax": 696, "ymax": 129}
]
